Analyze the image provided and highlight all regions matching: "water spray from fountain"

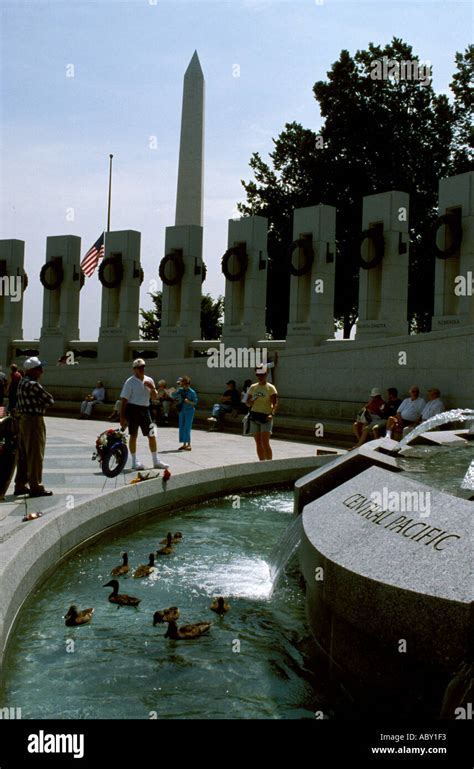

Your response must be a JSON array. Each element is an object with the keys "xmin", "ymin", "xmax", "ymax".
[{"xmin": 397, "ymin": 409, "xmax": 474, "ymax": 449}]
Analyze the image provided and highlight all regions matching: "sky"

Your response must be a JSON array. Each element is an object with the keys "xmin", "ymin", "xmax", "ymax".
[{"xmin": 0, "ymin": 0, "xmax": 471, "ymax": 341}]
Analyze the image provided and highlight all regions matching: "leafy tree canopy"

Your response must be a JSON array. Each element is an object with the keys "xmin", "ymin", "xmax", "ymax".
[{"xmin": 239, "ymin": 39, "xmax": 473, "ymax": 337}]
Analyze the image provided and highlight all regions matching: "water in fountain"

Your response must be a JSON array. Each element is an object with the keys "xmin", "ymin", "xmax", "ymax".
[
  {"xmin": 268, "ymin": 515, "xmax": 303, "ymax": 593},
  {"xmin": 2, "ymin": 490, "xmax": 321, "ymax": 720},
  {"xmin": 397, "ymin": 408, "xmax": 474, "ymax": 449}
]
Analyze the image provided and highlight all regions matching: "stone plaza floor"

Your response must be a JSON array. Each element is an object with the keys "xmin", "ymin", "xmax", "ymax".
[{"xmin": 0, "ymin": 416, "xmax": 324, "ymax": 528}]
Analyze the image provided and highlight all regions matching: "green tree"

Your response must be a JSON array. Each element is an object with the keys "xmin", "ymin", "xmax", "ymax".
[
  {"xmin": 139, "ymin": 291, "xmax": 224, "ymax": 340},
  {"xmin": 239, "ymin": 38, "xmax": 469, "ymax": 337},
  {"xmin": 449, "ymin": 45, "xmax": 474, "ymax": 173}
]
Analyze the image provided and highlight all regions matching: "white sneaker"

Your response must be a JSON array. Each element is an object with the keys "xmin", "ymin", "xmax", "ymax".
[
  {"xmin": 132, "ymin": 462, "xmax": 145, "ymax": 470},
  {"xmin": 153, "ymin": 460, "xmax": 170, "ymax": 470},
  {"xmin": 207, "ymin": 417, "xmax": 217, "ymax": 422}
]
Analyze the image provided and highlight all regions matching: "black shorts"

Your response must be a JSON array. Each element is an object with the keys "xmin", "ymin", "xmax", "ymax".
[{"xmin": 125, "ymin": 404, "xmax": 153, "ymax": 437}]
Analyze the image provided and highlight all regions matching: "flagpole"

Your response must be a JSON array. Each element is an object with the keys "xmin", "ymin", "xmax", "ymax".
[{"xmin": 106, "ymin": 154, "xmax": 113, "ymax": 232}]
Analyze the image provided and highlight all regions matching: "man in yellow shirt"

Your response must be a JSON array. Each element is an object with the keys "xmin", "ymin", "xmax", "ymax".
[{"xmin": 246, "ymin": 367, "xmax": 278, "ymax": 460}]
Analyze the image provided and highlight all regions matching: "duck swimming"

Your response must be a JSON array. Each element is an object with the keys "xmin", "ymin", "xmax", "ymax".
[
  {"xmin": 103, "ymin": 579, "xmax": 141, "ymax": 607},
  {"xmin": 133, "ymin": 553, "xmax": 156, "ymax": 578},
  {"xmin": 159, "ymin": 532, "xmax": 182, "ymax": 544},
  {"xmin": 210, "ymin": 596, "xmax": 230, "ymax": 615},
  {"xmin": 64, "ymin": 605, "xmax": 94, "ymax": 626},
  {"xmin": 153, "ymin": 606, "xmax": 180, "ymax": 625},
  {"xmin": 156, "ymin": 533, "xmax": 174, "ymax": 556},
  {"xmin": 164, "ymin": 619, "xmax": 212, "ymax": 640},
  {"xmin": 111, "ymin": 552, "xmax": 129, "ymax": 577}
]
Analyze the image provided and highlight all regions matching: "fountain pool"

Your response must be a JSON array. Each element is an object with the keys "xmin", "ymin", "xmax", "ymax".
[
  {"xmin": 1, "ymin": 490, "xmax": 327, "ymax": 720},
  {"xmin": 397, "ymin": 443, "xmax": 474, "ymax": 497}
]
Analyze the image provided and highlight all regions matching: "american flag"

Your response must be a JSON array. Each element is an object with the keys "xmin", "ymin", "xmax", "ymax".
[{"xmin": 80, "ymin": 233, "xmax": 105, "ymax": 277}]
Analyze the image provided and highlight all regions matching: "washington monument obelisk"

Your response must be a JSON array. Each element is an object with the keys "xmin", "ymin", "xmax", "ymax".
[
  {"xmin": 159, "ymin": 52, "xmax": 205, "ymax": 359},
  {"xmin": 175, "ymin": 50, "xmax": 205, "ymax": 227}
]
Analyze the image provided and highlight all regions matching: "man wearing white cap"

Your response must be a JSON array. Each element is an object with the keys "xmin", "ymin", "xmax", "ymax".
[
  {"xmin": 14, "ymin": 357, "xmax": 54, "ymax": 497},
  {"xmin": 120, "ymin": 359, "xmax": 169, "ymax": 470}
]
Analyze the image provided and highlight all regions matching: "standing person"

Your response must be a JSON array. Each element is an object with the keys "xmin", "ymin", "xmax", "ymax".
[
  {"xmin": 6, "ymin": 364, "xmax": 22, "ymax": 414},
  {"xmin": 120, "ymin": 359, "xmax": 169, "ymax": 470},
  {"xmin": 172, "ymin": 376, "xmax": 198, "ymax": 451},
  {"xmin": 79, "ymin": 380, "xmax": 105, "ymax": 418},
  {"xmin": 14, "ymin": 357, "xmax": 54, "ymax": 497},
  {"xmin": 246, "ymin": 367, "xmax": 278, "ymax": 461},
  {"xmin": 0, "ymin": 369, "xmax": 7, "ymax": 411}
]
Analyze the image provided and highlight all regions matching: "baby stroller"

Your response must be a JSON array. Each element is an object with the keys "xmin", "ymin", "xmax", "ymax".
[{"xmin": 92, "ymin": 428, "xmax": 128, "ymax": 478}]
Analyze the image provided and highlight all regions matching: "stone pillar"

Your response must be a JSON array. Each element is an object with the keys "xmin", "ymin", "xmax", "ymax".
[
  {"xmin": 432, "ymin": 171, "xmax": 474, "ymax": 331},
  {"xmin": 0, "ymin": 239, "xmax": 27, "ymax": 364},
  {"xmin": 357, "ymin": 191, "xmax": 409, "ymax": 338},
  {"xmin": 97, "ymin": 230, "xmax": 142, "ymax": 363},
  {"xmin": 158, "ymin": 225, "xmax": 203, "ymax": 359},
  {"xmin": 286, "ymin": 205, "xmax": 336, "ymax": 346},
  {"xmin": 39, "ymin": 235, "xmax": 81, "ymax": 363},
  {"xmin": 221, "ymin": 216, "xmax": 268, "ymax": 348}
]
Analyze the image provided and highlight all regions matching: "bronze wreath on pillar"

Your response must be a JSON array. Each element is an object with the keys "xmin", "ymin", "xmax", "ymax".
[
  {"xmin": 22, "ymin": 272, "xmax": 28, "ymax": 292},
  {"xmin": 98, "ymin": 255, "xmax": 124, "ymax": 288},
  {"xmin": 221, "ymin": 246, "xmax": 248, "ymax": 282},
  {"xmin": 359, "ymin": 225, "xmax": 385, "ymax": 270},
  {"xmin": 40, "ymin": 259, "xmax": 64, "ymax": 290},
  {"xmin": 432, "ymin": 212, "xmax": 463, "ymax": 260},
  {"xmin": 159, "ymin": 252, "xmax": 185, "ymax": 286},
  {"xmin": 201, "ymin": 262, "xmax": 207, "ymax": 283},
  {"xmin": 289, "ymin": 237, "xmax": 314, "ymax": 276}
]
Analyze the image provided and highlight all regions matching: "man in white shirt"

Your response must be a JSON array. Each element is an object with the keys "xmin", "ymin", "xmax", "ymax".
[
  {"xmin": 120, "ymin": 358, "xmax": 169, "ymax": 470},
  {"xmin": 420, "ymin": 389, "xmax": 445, "ymax": 422},
  {"xmin": 385, "ymin": 385, "xmax": 426, "ymax": 439}
]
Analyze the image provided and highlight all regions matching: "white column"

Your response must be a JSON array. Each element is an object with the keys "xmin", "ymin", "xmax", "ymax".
[
  {"xmin": 159, "ymin": 225, "xmax": 203, "ymax": 359},
  {"xmin": 357, "ymin": 191, "xmax": 409, "ymax": 338},
  {"xmin": 0, "ymin": 239, "xmax": 27, "ymax": 364},
  {"xmin": 221, "ymin": 216, "xmax": 268, "ymax": 349},
  {"xmin": 432, "ymin": 171, "xmax": 474, "ymax": 330},
  {"xmin": 287, "ymin": 204, "xmax": 336, "ymax": 346},
  {"xmin": 97, "ymin": 230, "xmax": 142, "ymax": 363},
  {"xmin": 39, "ymin": 235, "xmax": 81, "ymax": 363}
]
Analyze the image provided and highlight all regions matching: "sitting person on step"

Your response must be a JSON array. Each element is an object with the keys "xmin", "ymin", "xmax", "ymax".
[
  {"xmin": 156, "ymin": 379, "xmax": 175, "ymax": 424},
  {"xmin": 207, "ymin": 380, "xmax": 241, "ymax": 429},
  {"xmin": 79, "ymin": 381, "xmax": 105, "ymax": 418},
  {"xmin": 352, "ymin": 388, "xmax": 385, "ymax": 449},
  {"xmin": 418, "ymin": 388, "xmax": 445, "ymax": 423},
  {"xmin": 371, "ymin": 387, "xmax": 402, "ymax": 439},
  {"xmin": 385, "ymin": 385, "xmax": 426, "ymax": 440}
]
